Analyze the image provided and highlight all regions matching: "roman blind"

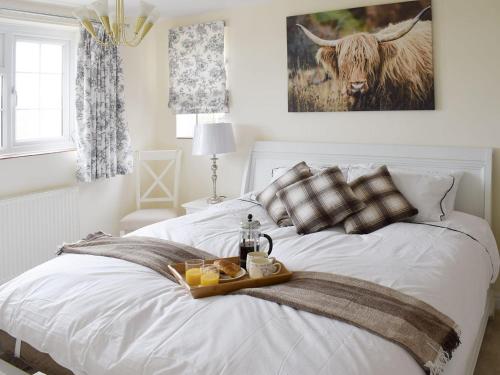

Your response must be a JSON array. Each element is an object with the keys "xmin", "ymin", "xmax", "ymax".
[{"xmin": 168, "ymin": 20, "xmax": 229, "ymax": 114}]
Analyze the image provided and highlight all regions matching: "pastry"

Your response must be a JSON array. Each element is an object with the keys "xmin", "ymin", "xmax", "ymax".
[{"xmin": 214, "ymin": 260, "xmax": 240, "ymax": 277}]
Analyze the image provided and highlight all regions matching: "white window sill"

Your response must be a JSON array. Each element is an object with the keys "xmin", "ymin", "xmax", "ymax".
[{"xmin": 0, "ymin": 147, "xmax": 76, "ymax": 160}]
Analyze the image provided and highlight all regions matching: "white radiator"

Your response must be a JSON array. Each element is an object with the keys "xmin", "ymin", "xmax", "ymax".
[{"xmin": 0, "ymin": 187, "xmax": 80, "ymax": 285}]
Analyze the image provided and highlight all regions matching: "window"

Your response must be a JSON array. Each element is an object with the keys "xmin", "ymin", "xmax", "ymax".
[
  {"xmin": 176, "ymin": 113, "xmax": 228, "ymax": 139},
  {"xmin": 0, "ymin": 22, "xmax": 77, "ymax": 158}
]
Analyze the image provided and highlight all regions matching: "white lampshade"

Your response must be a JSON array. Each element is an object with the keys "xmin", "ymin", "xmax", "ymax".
[
  {"xmin": 90, "ymin": 0, "xmax": 108, "ymax": 17},
  {"xmin": 139, "ymin": 0, "xmax": 156, "ymax": 17},
  {"xmin": 192, "ymin": 123, "xmax": 236, "ymax": 156},
  {"xmin": 146, "ymin": 9, "xmax": 161, "ymax": 24},
  {"xmin": 73, "ymin": 6, "xmax": 91, "ymax": 21}
]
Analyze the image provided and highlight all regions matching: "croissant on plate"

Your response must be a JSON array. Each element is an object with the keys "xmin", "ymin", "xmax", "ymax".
[{"xmin": 213, "ymin": 259, "xmax": 240, "ymax": 277}]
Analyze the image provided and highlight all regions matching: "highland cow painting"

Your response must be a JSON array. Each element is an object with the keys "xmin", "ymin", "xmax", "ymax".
[{"xmin": 287, "ymin": 0, "xmax": 434, "ymax": 112}]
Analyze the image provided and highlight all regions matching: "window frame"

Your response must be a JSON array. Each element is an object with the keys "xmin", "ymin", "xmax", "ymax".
[
  {"xmin": 176, "ymin": 113, "xmax": 229, "ymax": 139},
  {"xmin": 0, "ymin": 21, "xmax": 77, "ymax": 158}
]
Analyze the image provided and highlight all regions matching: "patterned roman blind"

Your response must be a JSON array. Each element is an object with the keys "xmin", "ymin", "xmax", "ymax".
[{"xmin": 168, "ymin": 21, "xmax": 229, "ymax": 114}]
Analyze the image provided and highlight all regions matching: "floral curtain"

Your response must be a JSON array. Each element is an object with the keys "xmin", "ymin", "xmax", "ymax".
[
  {"xmin": 168, "ymin": 21, "xmax": 229, "ymax": 114},
  {"xmin": 75, "ymin": 27, "xmax": 133, "ymax": 183}
]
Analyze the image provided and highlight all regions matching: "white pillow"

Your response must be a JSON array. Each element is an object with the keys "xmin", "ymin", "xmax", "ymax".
[
  {"xmin": 441, "ymin": 171, "xmax": 463, "ymax": 216},
  {"xmin": 348, "ymin": 166, "xmax": 462, "ymax": 222}
]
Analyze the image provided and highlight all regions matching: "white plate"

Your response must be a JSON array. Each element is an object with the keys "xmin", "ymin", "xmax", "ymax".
[{"xmin": 219, "ymin": 268, "xmax": 247, "ymax": 282}]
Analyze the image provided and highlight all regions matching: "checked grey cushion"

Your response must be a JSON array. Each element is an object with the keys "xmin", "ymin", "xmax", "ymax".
[
  {"xmin": 256, "ymin": 161, "xmax": 313, "ymax": 226},
  {"xmin": 344, "ymin": 166, "xmax": 418, "ymax": 234},
  {"xmin": 276, "ymin": 167, "xmax": 365, "ymax": 234}
]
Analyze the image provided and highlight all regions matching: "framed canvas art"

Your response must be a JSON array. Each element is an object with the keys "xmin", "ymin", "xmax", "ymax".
[{"xmin": 287, "ymin": 0, "xmax": 434, "ymax": 112}]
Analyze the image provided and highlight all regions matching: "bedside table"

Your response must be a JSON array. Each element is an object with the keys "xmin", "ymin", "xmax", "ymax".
[{"xmin": 182, "ymin": 197, "xmax": 228, "ymax": 215}]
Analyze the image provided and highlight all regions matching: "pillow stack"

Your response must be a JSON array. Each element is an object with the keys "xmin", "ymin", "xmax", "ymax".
[
  {"xmin": 277, "ymin": 167, "xmax": 365, "ymax": 234},
  {"xmin": 348, "ymin": 165, "xmax": 462, "ymax": 222},
  {"xmin": 257, "ymin": 162, "xmax": 422, "ymax": 235},
  {"xmin": 256, "ymin": 162, "xmax": 313, "ymax": 226},
  {"xmin": 343, "ymin": 166, "xmax": 418, "ymax": 234}
]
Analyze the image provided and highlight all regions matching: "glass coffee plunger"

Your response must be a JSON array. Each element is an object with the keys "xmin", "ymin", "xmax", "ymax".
[{"xmin": 239, "ymin": 214, "xmax": 273, "ymax": 269}]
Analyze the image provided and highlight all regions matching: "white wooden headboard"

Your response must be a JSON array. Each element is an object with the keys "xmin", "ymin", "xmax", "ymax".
[{"xmin": 241, "ymin": 142, "xmax": 493, "ymax": 224}]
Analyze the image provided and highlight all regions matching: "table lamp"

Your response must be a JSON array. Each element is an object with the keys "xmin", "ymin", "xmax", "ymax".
[{"xmin": 192, "ymin": 122, "xmax": 236, "ymax": 204}]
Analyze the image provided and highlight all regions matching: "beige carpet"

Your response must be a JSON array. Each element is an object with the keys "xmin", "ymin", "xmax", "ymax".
[{"xmin": 475, "ymin": 315, "xmax": 500, "ymax": 375}]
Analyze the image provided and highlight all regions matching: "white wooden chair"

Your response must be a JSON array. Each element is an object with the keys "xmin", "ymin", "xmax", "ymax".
[{"xmin": 120, "ymin": 150, "xmax": 182, "ymax": 236}]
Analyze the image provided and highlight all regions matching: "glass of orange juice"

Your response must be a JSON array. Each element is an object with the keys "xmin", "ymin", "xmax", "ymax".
[
  {"xmin": 185, "ymin": 259, "xmax": 204, "ymax": 286},
  {"xmin": 200, "ymin": 265, "xmax": 220, "ymax": 286}
]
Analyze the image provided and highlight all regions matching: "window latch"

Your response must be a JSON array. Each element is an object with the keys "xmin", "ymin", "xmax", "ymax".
[{"xmin": 11, "ymin": 86, "xmax": 17, "ymax": 107}]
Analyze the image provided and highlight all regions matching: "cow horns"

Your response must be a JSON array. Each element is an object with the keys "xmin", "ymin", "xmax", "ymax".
[
  {"xmin": 296, "ymin": 24, "xmax": 339, "ymax": 47},
  {"xmin": 376, "ymin": 6, "xmax": 431, "ymax": 43},
  {"xmin": 297, "ymin": 6, "xmax": 431, "ymax": 46}
]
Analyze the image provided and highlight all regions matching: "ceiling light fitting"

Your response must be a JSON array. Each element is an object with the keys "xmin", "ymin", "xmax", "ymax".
[{"xmin": 73, "ymin": 0, "xmax": 159, "ymax": 47}]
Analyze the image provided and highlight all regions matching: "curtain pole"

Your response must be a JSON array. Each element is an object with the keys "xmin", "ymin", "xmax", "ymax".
[{"xmin": 0, "ymin": 7, "xmax": 80, "ymax": 26}]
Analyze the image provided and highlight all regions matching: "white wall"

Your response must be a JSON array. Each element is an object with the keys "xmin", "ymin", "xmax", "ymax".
[{"xmin": 153, "ymin": 0, "xmax": 500, "ymax": 286}]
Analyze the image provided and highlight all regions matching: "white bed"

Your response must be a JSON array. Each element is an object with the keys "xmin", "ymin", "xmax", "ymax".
[{"xmin": 0, "ymin": 142, "xmax": 498, "ymax": 375}]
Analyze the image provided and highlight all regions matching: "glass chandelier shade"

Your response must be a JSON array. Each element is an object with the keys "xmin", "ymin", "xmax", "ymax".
[{"xmin": 73, "ymin": 0, "xmax": 160, "ymax": 47}]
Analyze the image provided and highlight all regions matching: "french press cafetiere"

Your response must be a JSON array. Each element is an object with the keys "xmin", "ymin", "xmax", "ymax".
[{"xmin": 239, "ymin": 214, "xmax": 273, "ymax": 269}]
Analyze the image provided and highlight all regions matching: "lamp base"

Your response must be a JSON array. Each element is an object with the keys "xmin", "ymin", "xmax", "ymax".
[
  {"xmin": 207, "ymin": 154, "xmax": 224, "ymax": 205},
  {"xmin": 207, "ymin": 196, "xmax": 224, "ymax": 204}
]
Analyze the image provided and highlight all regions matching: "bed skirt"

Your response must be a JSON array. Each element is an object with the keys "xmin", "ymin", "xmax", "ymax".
[{"xmin": 0, "ymin": 330, "xmax": 72, "ymax": 375}]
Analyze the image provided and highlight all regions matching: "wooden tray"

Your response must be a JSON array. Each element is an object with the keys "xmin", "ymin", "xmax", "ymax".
[{"xmin": 168, "ymin": 257, "xmax": 292, "ymax": 299}]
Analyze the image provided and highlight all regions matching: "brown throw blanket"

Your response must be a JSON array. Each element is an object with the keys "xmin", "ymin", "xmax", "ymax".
[{"xmin": 58, "ymin": 233, "xmax": 460, "ymax": 375}]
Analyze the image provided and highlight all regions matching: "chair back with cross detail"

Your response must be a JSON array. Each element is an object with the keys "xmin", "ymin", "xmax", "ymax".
[
  {"xmin": 119, "ymin": 150, "xmax": 182, "ymax": 236},
  {"xmin": 136, "ymin": 150, "xmax": 182, "ymax": 210}
]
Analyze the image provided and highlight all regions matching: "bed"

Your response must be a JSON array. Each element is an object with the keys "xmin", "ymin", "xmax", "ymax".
[{"xmin": 0, "ymin": 141, "xmax": 498, "ymax": 375}]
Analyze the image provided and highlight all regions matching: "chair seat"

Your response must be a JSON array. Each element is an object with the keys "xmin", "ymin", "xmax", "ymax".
[{"xmin": 120, "ymin": 208, "xmax": 180, "ymax": 232}]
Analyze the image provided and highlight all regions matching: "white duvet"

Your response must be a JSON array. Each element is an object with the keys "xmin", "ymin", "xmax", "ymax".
[{"xmin": 0, "ymin": 197, "xmax": 498, "ymax": 375}]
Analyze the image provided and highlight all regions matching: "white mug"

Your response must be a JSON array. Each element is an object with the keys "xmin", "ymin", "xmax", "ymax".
[
  {"xmin": 247, "ymin": 257, "xmax": 281, "ymax": 279},
  {"xmin": 246, "ymin": 251, "xmax": 272, "ymax": 268}
]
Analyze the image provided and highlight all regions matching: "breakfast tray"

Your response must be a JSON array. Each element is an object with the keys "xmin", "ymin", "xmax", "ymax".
[{"xmin": 168, "ymin": 257, "xmax": 292, "ymax": 299}]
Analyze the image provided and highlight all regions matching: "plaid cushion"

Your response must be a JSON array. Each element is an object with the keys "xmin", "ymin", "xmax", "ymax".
[
  {"xmin": 276, "ymin": 167, "xmax": 365, "ymax": 234},
  {"xmin": 344, "ymin": 166, "xmax": 418, "ymax": 234},
  {"xmin": 256, "ymin": 161, "xmax": 313, "ymax": 226}
]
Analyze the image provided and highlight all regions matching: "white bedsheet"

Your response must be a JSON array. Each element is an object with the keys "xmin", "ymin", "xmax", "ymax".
[{"xmin": 0, "ymin": 197, "xmax": 498, "ymax": 375}]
